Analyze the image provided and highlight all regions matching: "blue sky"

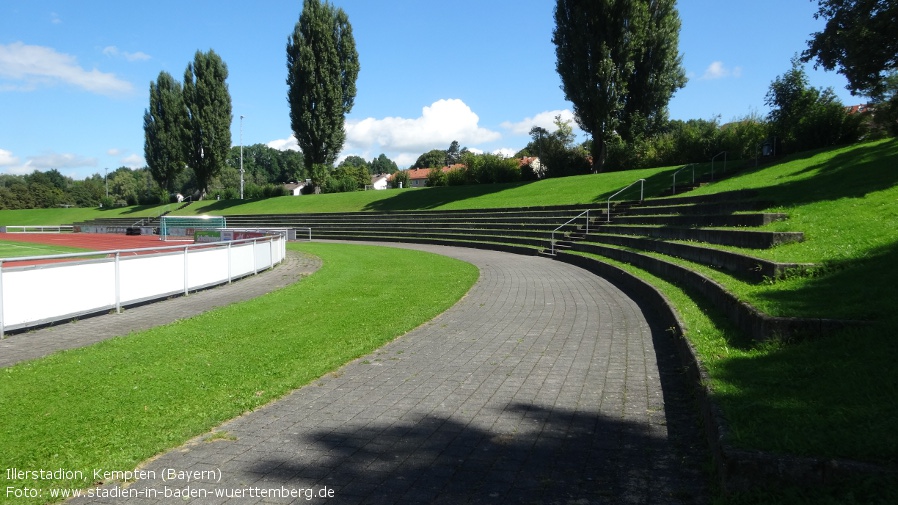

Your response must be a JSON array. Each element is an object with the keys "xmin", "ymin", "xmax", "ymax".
[{"xmin": 0, "ymin": 0, "xmax": 860, "ymax": 180}]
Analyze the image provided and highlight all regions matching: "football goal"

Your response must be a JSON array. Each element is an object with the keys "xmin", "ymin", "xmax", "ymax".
[{"xmin": 159, "ymin": 215, "xmax": 226, "ymax": 241}]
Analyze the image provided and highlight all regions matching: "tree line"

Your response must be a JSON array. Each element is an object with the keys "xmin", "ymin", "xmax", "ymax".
[{"xmin": 3, "ymin": 0, "xmax": 894, "ymax": 209}]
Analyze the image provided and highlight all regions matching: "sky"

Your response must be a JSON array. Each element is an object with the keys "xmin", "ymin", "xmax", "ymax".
[{"xmin": 0, "ymin": 0, "xmax": 862, "ymax": 180}]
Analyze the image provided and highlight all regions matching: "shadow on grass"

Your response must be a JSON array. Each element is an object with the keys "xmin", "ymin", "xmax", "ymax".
[
  {"xmin": 749, "ymin": 140, "xmax": 898, "ymax": 207},
  {"xmin": 98, "ymin": 204, "xmax": 167, "ymax": 215},
  {"xmin": 710, "ymin": 314, "xmax": 898, "ymax": 468},
  {"xmin": 755, "ymin": 241, "xmax": 898, "ymax": 320},
  {"xmin": 588, "ymin": 168, "xmax": 680, "ymax": 204},
  {"xmin": 185, "ymin": 199, "xmax": 262, "ymax": 214}
]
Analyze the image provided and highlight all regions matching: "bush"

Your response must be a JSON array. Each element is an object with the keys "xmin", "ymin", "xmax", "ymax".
[
  {"xmin": 446, "ymin": 166, "xmax": 468, "ymax": 186},
  {"xmin": 390, "ymin": 170, "xmax": 409, "ymax": 189}
]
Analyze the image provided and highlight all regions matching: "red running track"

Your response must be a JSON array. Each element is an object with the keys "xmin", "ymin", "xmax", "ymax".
[{"xmin": 0, "ymin": 233, "xmax": 191, "ymax": 266}]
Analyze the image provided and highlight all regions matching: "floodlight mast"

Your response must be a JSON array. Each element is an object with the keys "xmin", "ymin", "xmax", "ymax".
[{"xmin": 240, "ymin": 115, "xmax": 245, "ymax": 200}]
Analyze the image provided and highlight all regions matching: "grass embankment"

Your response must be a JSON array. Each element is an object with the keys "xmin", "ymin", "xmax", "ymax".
[
  {"xmin": 0, "ymin": 205, "xmax": 166, "ymax": 227},
  {"xmin": 0, "ymin": 242, "xmax": 478, "ymax": 504},
  {"xmin": 177, "ymin": 165, "xmax": 677, "ymax": 215}
]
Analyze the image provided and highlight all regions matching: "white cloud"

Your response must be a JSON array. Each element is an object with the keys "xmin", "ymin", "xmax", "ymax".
[
  {"xmin": 0, "ymin": 148, "xmax": 21, "ymax": 167},
  {"xmin": 501, "ymin": 109, "xmax": 579, "ymax": 136},
  {"xmin": 0, "ymin": 151, "xmax": 98, "ymax": 175},
  {"xmin": 0, "ymin": 42, "xmax": 133, "ymax": 95},
  {"xmin": 102, "ymin": 46, "xmax": 151, "ymax": 62},
  {"xmin": 267, "ymin": 136, "xmax": 300, "ymax": 152},
  {"xmin": 50, "ymin": 12, "xmax": 62, "ymax": 25},
  {"xmin": 344, "ymin": 99, "xmax": 501, "ymax": 152},
  {"xmin": 268, "ymin": 98, "xmax": 503, "ymax": 168},
  {"xmin": 492, "ymin": 147, "xmax": 517, "ymax": 158},
  {"xmin": 119, "ymin": 154, "xmax": 145, "ymax": 168},
  {"xmin": 701, "ymin": 61, "xmax": 742, "ymax": 80}
]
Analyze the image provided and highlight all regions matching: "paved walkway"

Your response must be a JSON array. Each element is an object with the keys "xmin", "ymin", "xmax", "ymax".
[{"xmin": 50, "ymin": 243, "xmax": 707, "ymax": 504}]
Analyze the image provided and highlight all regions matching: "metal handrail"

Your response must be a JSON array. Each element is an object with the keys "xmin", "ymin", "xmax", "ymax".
[
  {"xmin": 711, "ymin": 151, "xmax": 727, "ymax": 180},
  {"xmin": 671, "ymin": 164, "xmax": 695, "ymax": 195},
  {"xmin": 607, "ymin": 179, "xmax": 646, "ymax": 222},
  {"xmin": 550, "ymin": 210, "xmax": 590, "ymax": 255}
]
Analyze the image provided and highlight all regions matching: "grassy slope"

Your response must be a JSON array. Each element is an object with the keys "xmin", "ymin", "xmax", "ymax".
[
  {"xmin": 177, "ymin": 165, "xmax": 678, "ymax": 215},
  {"xmin": 0, "ymin": 205, "xmax": 168, "ymax": 227},
  {"xmin": 0, "ymin": 243, "xmax": 478, "ymax": 504}
]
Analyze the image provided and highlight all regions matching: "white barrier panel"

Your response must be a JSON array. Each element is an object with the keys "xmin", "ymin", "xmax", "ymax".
[
  {"xmin": 3, "ymin": 262, "xmax": 116, "ymax": 325},
  {"xmin": 230, "ymin": 242, "xmax": 256, "ymax": 278},
  {"xmin": 0, "ymin": 235, "xmax": 286, "ymax": 335},
  {"xmin": 118, "ymin": 253, "xmax": 185, "ymax": 303}
]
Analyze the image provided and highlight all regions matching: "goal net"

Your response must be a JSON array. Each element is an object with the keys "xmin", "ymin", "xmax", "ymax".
[{"xmin": 159, "ymin": 215, "xmax": 227, "ymax": 241}]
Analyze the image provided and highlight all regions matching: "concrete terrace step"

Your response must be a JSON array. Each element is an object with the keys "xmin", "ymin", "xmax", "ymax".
[
  {"xmin": 619, "ymin": 200, "xmax": 773, "ymax": 216},
  {"xmin": 559, "ymin": 244, "xmax": 861, "ymax": 342},
  {"xmin": 581, "ymin": 233, "xmax": 815, "ymax": 283},
  {"xmin": 606, "ymin": 213, "xmax": 788, "ymax": 227},
  {"xmin": 593, "ymin": 224, "xmax": 803, "ymax": 249}
]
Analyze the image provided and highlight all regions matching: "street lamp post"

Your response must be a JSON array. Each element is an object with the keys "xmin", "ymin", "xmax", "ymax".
[
  {"xmin": 240, "ymin": 115, "xmax": 245, "ymax": 200},
  {"xmin": 104, "ymin": 168, "xmax": 108, "ymax": 198}
]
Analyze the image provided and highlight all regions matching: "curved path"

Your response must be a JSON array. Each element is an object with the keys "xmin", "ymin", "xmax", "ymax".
[{"xmin": 65, "ymin": 242, "xmax": 708, "ymax": 504}]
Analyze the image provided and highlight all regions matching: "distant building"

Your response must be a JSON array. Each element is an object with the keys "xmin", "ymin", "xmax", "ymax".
[
  {"xmin": 283, "ymin": 181, "xmax": 306, "ymax": 196},
  {"xmin": 845, "ymin": 103, "xmax": 874, "ymax": 114},
  {"xmin": 370, "ymin": 174, "xmax": 389, "ymax": 190}
]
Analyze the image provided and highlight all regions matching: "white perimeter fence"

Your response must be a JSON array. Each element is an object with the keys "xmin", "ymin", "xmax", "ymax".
[{"xmin": 0, "ymin": 235, "xmax": 287, "ymax": 337}]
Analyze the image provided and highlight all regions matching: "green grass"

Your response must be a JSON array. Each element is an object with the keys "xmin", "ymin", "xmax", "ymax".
[
  {"xmin": 574, "ymin": 251, "xmax": 898, "ymax": 504},
  {"xmin": 0, "ymin": 205, "xmax": 168, "ymax": 227},
  {"xmin": 0, "ymin": 240, "xmax": 92, "ymax": 259},
  {"xmin": 177, "ymin": 164, "xmax": 679, "ymax": 215},
  {"xmin": 0, "ymin": 242, "xmax": 478, "ymax": 504}
]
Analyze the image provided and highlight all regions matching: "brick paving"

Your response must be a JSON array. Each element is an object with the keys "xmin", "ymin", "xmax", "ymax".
[{"xmin": 28, "ymin": 243, "xmax": 708, "ymax": 504}]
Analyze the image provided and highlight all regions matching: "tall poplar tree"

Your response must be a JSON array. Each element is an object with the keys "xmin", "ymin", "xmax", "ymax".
[
  {"xmin": 553, "ymin": 0, "xmax": 685, "ymax": 172},
  {"xmin": 183, "ymin": 49, "xmax": 232, "ymax": 197},
  {"xmin": 143, "ymin": 71, "xmax": 188, "ymax": 197},
  {"xmin": 620, "ymin": 0, "xmax": 687, "ymax": 143},
  {"xmin": 286, "ymin": 0, "xmax": 359, "ymax": 191}
]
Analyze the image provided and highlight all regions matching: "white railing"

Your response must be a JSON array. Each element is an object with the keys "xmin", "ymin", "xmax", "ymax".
[
  {"xmin": 711, "ymin": 151, "xmax": 727, "ymax": 180},
  {"xmin": 2, "ymin": 225, "xmax": 75, "ymax": 233},
  {"xmin": 550, "ymin": 210, "xmax": 591, "ymax": 256},
  {"xmin": 607, "ymin": 179, "xmax": 646, "ymax": 222},
  {"xmin": 671, "ymin": 164, "xmax": 695, "ymax": 195},
  {"xmin": 0, "ymin": 235, "xmax": 287, "ymax": 337}
]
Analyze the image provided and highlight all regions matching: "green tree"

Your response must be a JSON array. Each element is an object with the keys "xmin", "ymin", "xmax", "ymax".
[
  {"xmin": 338, "ymin": 155, "xmax": 369, "ymax": 172},
  {"xmin": 144, "ymin": 71, "xmax": 188, "ymax": 197},
  {"xmin": 390, "ymin": 170, "xmax": 409, "ymax": 189},
  {"xmin": 183, "ymin": 50, "xmax": 232, "ymax": 198},
  {"xmin": 620, "ymin": 0, "xmax": 687, "ymax": 143},
  {"xmin": 412, "ymin": 149, "xmax": 446, "ymax": 169},
  {"xmin": 765, "ymin": 58, "xmax": 863, "ymax": 153},
  {"xmin": 445, "ymin": 140, "xmax": 468, "ymax": 166},
  {"xmin": 553, "ymin": 0, "xmax": 685, "ymax": 172},
  {"xmin": 524, "ymin": 116, "xmax": 590, "ymax": 178},
  {"xmin": 370, "ymin": 153, "xmax": 398, "ymax": 174},
  {"xmin": 287, "ymin": 0, "xmax": 360, "ymax": 191},
  {"xmin": 802, "ymin": 0, "xmax": 898, "ymax": 96},
  {"xmin": 108, "ymin": 168, "xmax": 138, "ymax": 205}
]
